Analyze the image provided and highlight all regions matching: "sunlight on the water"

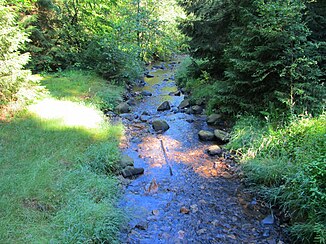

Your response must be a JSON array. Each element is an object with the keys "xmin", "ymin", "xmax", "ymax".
[{"xmin": 138, "ymin": 134, "xmax": 232, "ymax": 178}]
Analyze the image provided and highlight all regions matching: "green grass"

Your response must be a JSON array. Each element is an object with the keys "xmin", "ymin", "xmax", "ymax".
[
  {"xmin": 0, "ymin": 70, "xmax": 124, "ymax": 243},
  {"xmin": 41, "ymin": 70, "xmax": 124, "ymax": 111},
  {"xmin": 227, "ymin": 115, "xmax": 326, "ymax": 243}
]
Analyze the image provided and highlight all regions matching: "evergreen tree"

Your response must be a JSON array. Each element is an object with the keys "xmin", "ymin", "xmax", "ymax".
[
  {"xmin": 218, "ymin": 0, "xmax": 323, "ymax": 115},
  {"xmin": 0, "ymin": 5, "xmax": 32, "ymax": 105},
  {"xmin": 178, "ymin": 0, "xmax": 236, "ymax": 77}
]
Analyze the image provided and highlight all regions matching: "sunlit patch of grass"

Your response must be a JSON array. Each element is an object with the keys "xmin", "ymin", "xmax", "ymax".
[
  {"xmin": 28, "ymin": 98, "xmax": 104, "ymax": 129},
  {"xmin": 0, "ymin": 70, "xmax": 125, "ymax": 243}
]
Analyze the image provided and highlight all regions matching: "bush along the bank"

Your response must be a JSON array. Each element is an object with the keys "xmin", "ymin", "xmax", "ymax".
[{"xmin": 227, "ymin": 115, "xmax": 326, "ymax": 243}]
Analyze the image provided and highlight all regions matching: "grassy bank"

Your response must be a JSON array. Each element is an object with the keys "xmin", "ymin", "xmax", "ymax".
[
  {"xmin": 227, "ymin": 115, "xmax": 326, "ymax": 243},
  {"xmin": 0, "ymin": 70, "xmax": 124, "ymax": 243}
]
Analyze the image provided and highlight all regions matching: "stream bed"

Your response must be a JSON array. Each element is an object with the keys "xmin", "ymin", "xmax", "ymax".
[{"xmin": 118, "ymin": 59, "xmax": 284, "ymax": 243}]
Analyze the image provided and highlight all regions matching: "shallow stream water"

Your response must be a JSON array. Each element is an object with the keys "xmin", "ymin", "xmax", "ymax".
[{"xmin": 118, "ymin": 59, "xmax": 284, "ymax": 243}]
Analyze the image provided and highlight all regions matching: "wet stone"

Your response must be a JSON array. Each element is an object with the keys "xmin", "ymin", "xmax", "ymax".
[
  {"xmin": 207, "ymin": 114, "xmax": 222, "ymax": 125},
  {"xmin": 207, "ymin": 145, "xmax": 223, "ymax": 156},
  {"xmin": 120, "ymin": 155, "xmax": 134, "ymax": 168},
  {"xmin": 178, "ymin": 99, "xmax": 190, "ymax": 109},
  {"xmin": 198, "ymin": 130, "xmax": 215, "ymax": 141},
  {"xmin": 180, "ymin": 207, "xmax": 190, "ymax": 214},
  {"xmin": 115, "ymin": 102, "xmax": 130, "ymax": 114},
  {"xmin": 191, "ymin": 105, "xmax": 203, "ymax": 114},
  {"xmin": 157, "ymin": 101, "xmax": 171, "ymax": 111},
  {"xmin": 140, "ymin": 115, "xmax": 151, "ymax": 122},
  {"xmin": 262, "ymin": 215, "xmax": 274, "ymax": 226},
  {"xmin": 141, "ymin": 90, "xmax": 153, "ymax": 96},
  {"xmin": 120, "ymin": 113, "xmax": 136, "ymax": 121},
  {"xmin": 135, "ymin": 221, "xmax": 148, "ymax": 230},
  {"xmin": 214, "ymin": 129, "xmax": 230, "ymax": 143},
  {"xmin": 145, "ymin": 73, "xmax": 154, "ymax": 78},
  {"xmin": 121, "ymin": 166, "xmax": 144, "ymax": 178},
  {"xmin": 152, "ymin": 120, "xmax": 170, "ymax": 132}
]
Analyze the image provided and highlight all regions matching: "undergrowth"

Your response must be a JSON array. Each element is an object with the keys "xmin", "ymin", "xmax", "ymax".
[
  {"xmin": 227, "ymin": 115, "xmax": 326, "ymax": 243},
  {"xmin": 175, "ymin": 57, "xmax": 222, "ymax": 114},
  {"xmin": 0, "ymin": 70, "xmax": 124, "ymax": 243}
]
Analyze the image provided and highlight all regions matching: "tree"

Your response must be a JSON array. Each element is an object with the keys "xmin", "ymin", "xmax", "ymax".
[
  {"xmin": 178, "ymin": 0, "xmax": 324, "ymax": 116},
  {"xmin": 0, "ymin": 5, "xmax": 33, "ymax": 105}
]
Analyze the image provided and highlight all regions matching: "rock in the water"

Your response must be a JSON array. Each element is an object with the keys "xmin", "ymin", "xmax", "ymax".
[
  {"xmin": 120, "ymin": 155, "xmax": 134, "ymax": 168},
  {"xmin": 135, "ymin": 221, "xmax": 148, "ymax": 230},
  {"xmin": 171, "ymin": 107, "xmax": 179, "ymax": 113},
  {"xmin": 145, "ymin": 73, "xmax": 154, "ymax": 78},
  {"xmin": 127, "ymin": 99, "xmax": 136, "ymax": 106},
  {"xmin": 178, "ymin": 99, "xmax": 190, "ymax": 109},
  {"xmin": 152, "ymin": 120, "xmax": 170, "ymax": 132},
  {"xmin": 207, "ymin": 145, "xmax": 223, "ymax": 156},
  {"xmin": 122, "ymin": 166, "xmax": 144, "ymax": 178},
  {"xmin": 169, "ymin": 90, "xmax": 181, "ymax": 96},
  {"xmin": 120, "ymin": 113, "xmax": 136, "ymax": 121},
  {"xmin": 207, "ymin": 114, "xmax": 222, "ymax": 125},
  {"xmin": 141, "ymin": 90, "xmax": 152, "ymax": 96},
  {"xmin": 261, "ymin": 215, "xmax": 274, "ymax": 225},
  {"xmin": 141, "ymin": 111, "xmax": 150, "ymax": 116},
  {"xmin": 198, "ymin": 130, "xmax": 215, "ymax": 141},
  {"xmin": 115, "ymin": 102, "xmax": 131, "ymax": 114},
  {"xmin": 191, "ymin": 105, "xmax": 203, "ymax": 114},
  {"xmin": 140, "ymin": 115, "xmax": 151, "ymax": 122},
  {"xmin": 157, "ymin": 101, "xmax": 171, "ymax": 111},
  {"xmin": 214, "ymin": 129, "xmax": 230, "ymax": 143},
  {"xmin": 180, "ymin": 206, "xmax": 190, "ymax": 214}
]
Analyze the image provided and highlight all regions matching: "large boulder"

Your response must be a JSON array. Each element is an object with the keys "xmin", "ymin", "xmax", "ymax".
[
  {"xmin": 207, "ymin": 114, "xmax": 222, "ymax": 125},
  {"xmin": 198, "ymin": 130, "xmax": 215, "ymax": 141},
  {"xmin": 152, "ymin": 120, "xmax": 170, "ymax": 132},
  {"xmin": 122, "ymin": 166, "xmax": 144, "ymax": 178},
  {"xmin": 214, "ymin": 129, "xmax": 230, "ymax": 143},
  {"xmin": 115, "ymin": 102, "xmax": 131, "ymax": 114},
  {"xmin": 157, "ymin": 101, "xmax": 171, "ymax": 111},
  {"xmin": 178, "ymin": 99, "xmax": 190, "ymax": 109}
]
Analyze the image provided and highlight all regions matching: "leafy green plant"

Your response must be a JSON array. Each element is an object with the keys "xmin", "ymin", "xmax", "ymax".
[{"xmin": 228, "ymin": 114, "xmax": 326, "ymax": 243}]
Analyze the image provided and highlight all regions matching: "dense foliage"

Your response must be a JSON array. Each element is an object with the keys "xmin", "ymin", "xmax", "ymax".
[
  {"xmin": 178, "ymin": 0, "xmax": 325, "ymax": 117},
  {"xmin": 228, "ymin": 115, "xmax": 326, "ymax": 243},
  {"xmin": 0, "ymin": 5, "xmax": 35, "ymax": 105},
  {"xmin": 0, "ymin": 0, "xmax": 185, "ymax": 104}
]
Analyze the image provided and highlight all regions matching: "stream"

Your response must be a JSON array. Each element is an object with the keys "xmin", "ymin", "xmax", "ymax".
[{"xmin": 118, "ymin": 58, "xmax": 284, "ymax": 243}]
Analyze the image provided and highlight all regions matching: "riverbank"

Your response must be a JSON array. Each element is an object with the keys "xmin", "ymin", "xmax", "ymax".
[{"xmin": 0, "ymin": 70, "xmax": 124, "ymax": 243}]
